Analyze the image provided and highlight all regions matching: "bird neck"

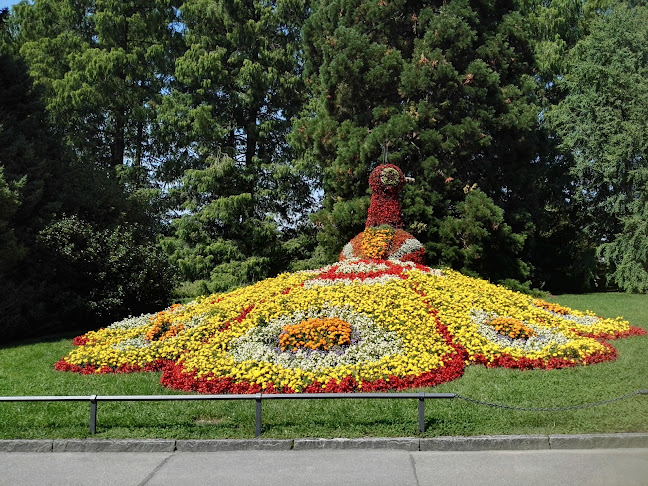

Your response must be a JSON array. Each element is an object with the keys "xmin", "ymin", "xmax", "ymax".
[{"xmin": 366, "ymin": 191, "xmax": 403, "ymax": 229}]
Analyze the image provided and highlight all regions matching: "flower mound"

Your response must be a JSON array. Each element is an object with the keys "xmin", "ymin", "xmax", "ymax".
[{"xmin": 56, "ymin": 259, "xmax": 646, "ymax": 393}]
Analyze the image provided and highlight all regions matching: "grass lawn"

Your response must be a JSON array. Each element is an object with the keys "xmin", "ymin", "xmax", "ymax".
[{"xmin": 0, "ymin": 293, "xmax": 646, "ymax": 439}]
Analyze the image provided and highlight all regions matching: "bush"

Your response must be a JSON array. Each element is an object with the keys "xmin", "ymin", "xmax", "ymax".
[{"xmin": 37, "ymin": 215, "xmax": 176, "ymax": 326}]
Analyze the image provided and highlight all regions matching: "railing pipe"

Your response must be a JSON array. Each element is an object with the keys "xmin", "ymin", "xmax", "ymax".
[
  {"xmin": 255, "ymin": 393, "xmax": 263, "ymax": 438},
  {"xmin": 89, "ymin": 395, "xmax": 97, "ymax": 435},
  {"xmin": 0, "ymin": 393, "xmax": 455, "ymax": 435},
  {"xmin": 3, "ymin": 390, "xmax": 639, "ymax": 436}
]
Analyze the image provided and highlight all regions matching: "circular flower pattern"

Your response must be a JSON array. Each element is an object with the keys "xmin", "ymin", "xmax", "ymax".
[
  {"xmin": 380, "ymin": 167, "xmax": 402, "ymax": 187},
  {"xmin": 278, "ymin": 317, "xmax": 352, "ymax": 352},
  {"xmin": 228, "ymin": 305, "xmax": 404, "ymax": 373},
  {"xmin": 472, "ymin": 310, "xmax": 574, "ymax": 355},
  {"xmin": 56, "ymin": 262, "xmax": 646, "ymax": 393}
]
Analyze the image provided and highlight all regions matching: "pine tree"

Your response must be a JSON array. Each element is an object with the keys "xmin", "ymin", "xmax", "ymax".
[
  {"xmin": 292, "ymin": 0, "xmax": 539, "ymax": 282},
  {"xmin": 159, "ymin": 0, "xmax": 313, "ymax": 294}
]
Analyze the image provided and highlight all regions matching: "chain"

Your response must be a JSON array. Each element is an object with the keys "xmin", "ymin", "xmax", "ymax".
[{"xmin": 452, "ymin": 390, "xmax": 642, "ymax": 412}]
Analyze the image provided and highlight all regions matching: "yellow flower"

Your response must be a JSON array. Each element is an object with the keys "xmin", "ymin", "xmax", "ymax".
[{"xmin": 57, "ymin": 262, "xmax": 638, "ymax": 392}]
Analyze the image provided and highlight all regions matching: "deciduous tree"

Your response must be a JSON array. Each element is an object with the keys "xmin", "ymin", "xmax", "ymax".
[{"xmin": 547, "ymin": 3, "xmax": 648, "ymax": 292}]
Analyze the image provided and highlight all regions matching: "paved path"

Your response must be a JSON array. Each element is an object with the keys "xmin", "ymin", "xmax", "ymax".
[{"xmin": 1, "ymin": 448, "xmax": 648, "ymax": 486}]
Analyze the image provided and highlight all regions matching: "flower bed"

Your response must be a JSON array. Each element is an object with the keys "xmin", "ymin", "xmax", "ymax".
[{"xmin": 56, "ymin": 260, "xmax": 645, "ymax": 393}]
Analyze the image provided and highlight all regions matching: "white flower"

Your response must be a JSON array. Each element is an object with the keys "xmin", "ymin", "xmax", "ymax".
[
  {"xmin": 471, "ymin": 309, "xmax": 571, "ymax": 353},
  {"xmin": 304, "ymin": 274, "xmax": 401, "ymax": 288},
  {"xmin": 336, "ymin": 260, "xmax": 389, "ymax": 273},
  {"xmin": 389, "ymin": 237, "xmax": 423, "ymax": 260},
  {"xmin": 112, "ymin": 336, "xmax": 151, "ymax": 350},
  {"xmin": 535, "ymin": 308, "xmax": 601, "ymax": 326},
  {"xmin": 106, "ymin": 314, "xmax": 154, "ymax": 330},
  {"xmin": 341, "ymin": 242, "xmax": 355, "ymax": 260},
  {"xmin": 228, "ymin": 305, "xmax": 404, "ymax": 371}
]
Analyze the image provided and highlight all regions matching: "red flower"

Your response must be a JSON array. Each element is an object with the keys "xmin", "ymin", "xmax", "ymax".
[{"xmin": 366, "ymin": 164, "xmax": 406, "ymax": 229}]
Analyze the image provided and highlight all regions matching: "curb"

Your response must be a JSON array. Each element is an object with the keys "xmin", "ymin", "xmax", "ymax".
[{"xmin": 1, "ymin": 433, "xmax": 647, "ymax": 452}]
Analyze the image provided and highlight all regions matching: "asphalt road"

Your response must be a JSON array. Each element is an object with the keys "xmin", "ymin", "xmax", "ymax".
[{"xmin": 1, "ymin": 448, "xmax": 647, "ymax": 486}]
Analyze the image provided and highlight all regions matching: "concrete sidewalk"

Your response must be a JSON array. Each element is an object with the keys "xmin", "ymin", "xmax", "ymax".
[
  {"xmin": 1, "ymin": 434, "xmax": 648, "ymax": 485},
  {"xmin": 1, "ymin": 447, "xmax": 647, "ymax": 486}
]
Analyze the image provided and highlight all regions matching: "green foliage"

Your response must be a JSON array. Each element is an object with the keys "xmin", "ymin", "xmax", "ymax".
[
  {"xmin": 293, "ymin": 0, "xmax": 539, "ymax": 281},
  {"xmin": 0, "ymin": 47, "xmax": 175, "ymax": 342},
  {"xmin": 437, "ymin": 189, "xmax": 528, "ymax": 281},
  {"xmin": 497, "ymin": 278, "xmax": 548, "ymax": 298},
  {"xmin": 517, "ymin": 0, "xmax": 584, "ymax": 79},
  {"xmin": 38, "ymin": 216, "xmax": 176, "ymax": 322},
  {"xmin": 160, "ymin": 0, "xmax": 314, "ymax": 293},
  {"xmin": 516, "ymin": 0, "xmax": 623, "ymax": 81},
  {"xmin": 547, "ymin": 3, "xmax": 648, "ymax": 292},
  {"xmin": 599, "ymin": 214, "xmax": 648, "ymax": 293},
  {"xmin": 0, "ymin": 49, "xmax": 66, "ymax": 340},
  {"xmin": 530, "ymin": 205, "xmax": 602, "ymax": 293},
  {"xmin": 0, "ymin": 167, "xmax": 23, "ymax": 270},
  {"xmin": 12, "ymin": 0, "xmax": 183, "ymax": 171}
]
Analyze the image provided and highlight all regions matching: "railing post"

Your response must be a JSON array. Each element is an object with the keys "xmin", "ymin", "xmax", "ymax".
[
  {"xmin": 89, "ymin": 395, "xmax": 97, "ymax": 434},
  {"xmin": 418, "ymin": 392, "xmax": 426, "ymax": 433},
  {"xmin": 255, "ymin": 393, "xmax": 262, "ymax": 438}
]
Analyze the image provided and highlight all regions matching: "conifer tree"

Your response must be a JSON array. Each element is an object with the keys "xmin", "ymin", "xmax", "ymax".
[
  {"xmin": 159, "ymin": 0, "xmax": 313, "ymax": 293},
  {"xmin": 510, "ymin": 0, "xmax": 635, "ymax": 292},
  {"xmin": 10, "ymin": 0, "xmax": 183, "ymax": 233},
  {"xmin": 13, "ymin": 0, "xmax": 182, "ymax": 173},
  {"xmin": 293, "ymin": 0, "xmax": 540, "ymax": 282}
]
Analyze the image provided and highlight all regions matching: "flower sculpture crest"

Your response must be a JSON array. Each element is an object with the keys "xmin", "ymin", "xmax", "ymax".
[
  {"xmin": 366, "ymin": 164, "xmax": 405, "ymax": 228},
  {"xmin": 57, "ymin": 164, "xmax": 646, "ymax": 394}
]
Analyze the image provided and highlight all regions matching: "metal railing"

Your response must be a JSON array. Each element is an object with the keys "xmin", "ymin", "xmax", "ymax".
[{"xmin": 2, "ymin": 390, "xmax": 646, "ymax": 437}]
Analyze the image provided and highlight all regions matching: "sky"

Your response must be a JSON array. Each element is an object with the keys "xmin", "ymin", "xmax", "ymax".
[{"xmin": 0, "ymin": 1, "xmax": 17, "ymax": 10}]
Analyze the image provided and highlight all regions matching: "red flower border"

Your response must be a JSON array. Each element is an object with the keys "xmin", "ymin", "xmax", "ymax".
[
  {"xmin": 575, "ymin": 325, "xmax": 647, "ymax": 341},
  {"xmin": 158, "ymin": 318, "xmax": 466, "ymax": 394}
]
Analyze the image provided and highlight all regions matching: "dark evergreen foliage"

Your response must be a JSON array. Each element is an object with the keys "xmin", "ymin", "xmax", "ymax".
[
  {"xmin": 293, "ymin": 0, "xmax": 541, "ymax": 282},
  {"xmin": 0, "ymin": 46, "xmax": 175, "ymax": 342}
]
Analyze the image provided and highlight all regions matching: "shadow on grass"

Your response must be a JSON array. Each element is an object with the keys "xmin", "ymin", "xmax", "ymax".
[{"xmin": 0, "ymin": 329, "xmax": 90, "ymax": 351}]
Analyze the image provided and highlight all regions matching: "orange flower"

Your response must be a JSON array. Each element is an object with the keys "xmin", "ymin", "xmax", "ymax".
[
  {"xmin": 360, "ymin": 227, "xmax": 393, "ymax": 259},
  {"xmin": 533, "ymin": 299, "xmax": 571, "ymax": 315},
  {"xmin": 278, "ymin": 317, "xmax": 352, "ymax": 352},
  {"xmin": 487, "ymin": 317, "xmax": 536, "ymax": 340},
  {"xmin": 146, "ymin": 306, "xmax": 185, "ymax": 342}
]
